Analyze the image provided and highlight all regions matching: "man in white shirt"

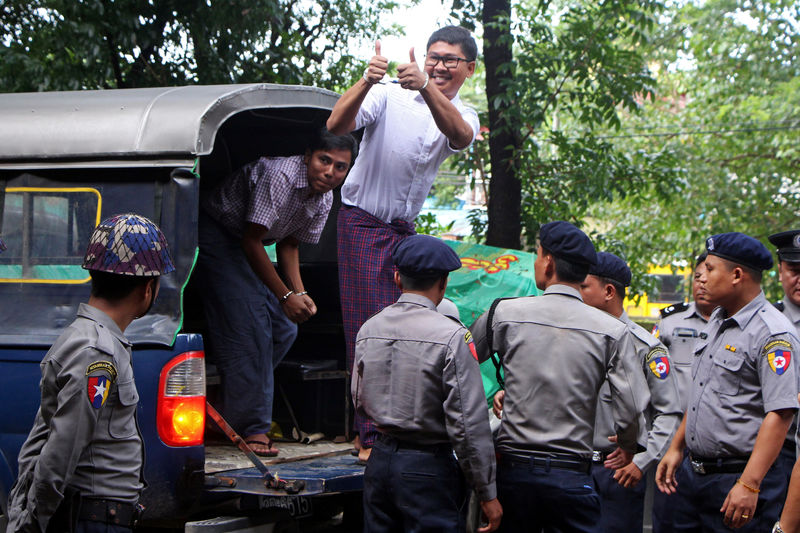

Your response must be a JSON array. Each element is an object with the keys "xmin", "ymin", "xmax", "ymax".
[{"xmin": 327, "ymin": 25, "xmax": 479, "ymax": 462}]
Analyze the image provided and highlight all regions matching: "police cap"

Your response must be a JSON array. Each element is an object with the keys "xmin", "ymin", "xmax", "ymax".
[
  {"xmin": 392, "ymin": 234, "xmax": 462, "ymax": 278},
  {"xmin": 589, "ymin": 252, "xmax": 631, "ymax": 287},
  {"xmin": 539, "ymin": 221, "xmax": 597, "ymax": 266},
  {"xmin": 705, "ymin": 232, "xmax": 773, "ymax": 272},
  {"xmin": 768, "ymin": 230, "xmax": 800, "ymax": 263}
]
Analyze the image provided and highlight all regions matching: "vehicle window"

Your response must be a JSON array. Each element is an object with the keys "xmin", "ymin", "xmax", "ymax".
[
  {"xmin": 647, "ymin": 274, "xmax": 686, "ymax": 303},
  {"xmin": 0, "ymin": 187, "xmax": 101, "ymax": 283}
]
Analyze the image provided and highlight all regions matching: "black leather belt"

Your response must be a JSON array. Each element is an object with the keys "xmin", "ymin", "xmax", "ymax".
[
  {"xmin": 502, "ymin": 451, "xmax": 592, "ymax": 474},
  {"xmin": 79, "ymin": 498, "xmax": 142, "ymax": 527},
  {"xmin": 377, "ymin": 434, "xmax": 453, "ymax": 454},
  {"xmin": 689, "ymin": 454, "xmax": 749, "ymax": 475}
]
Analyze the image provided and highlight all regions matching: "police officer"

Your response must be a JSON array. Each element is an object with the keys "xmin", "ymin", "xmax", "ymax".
[
  {"xmin": 469, "ymin": 221, "xmax": 649, "ymax": 533},
  {"xmin": 651, "ymin": 251, "xmax": 715, "ymax": 533},
  {"xmin": 769, "ymin": 230, "xmax": 800, "ymax": 533},
  {"xmin": 580, "ymin": 252, "xmax": 682, "ymax": 532},
  {"xmin": 769, "ymin": 230, "xmax": 800, "ymax": 490},
  {"xmin": 352, "ymin": 234, "xmax": 502, "ymax": 532},
  {"xmin": 656, "ymin": 232, "xmax": 800, "ymax": 532},
  {"xmin": 6, "ymin": 214, "xmax": 174, "ymax": 533}
]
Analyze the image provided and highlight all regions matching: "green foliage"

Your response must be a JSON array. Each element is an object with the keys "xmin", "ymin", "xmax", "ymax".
[
  {"xmin": 590, "ymin": 0, "xmax": 800, "ymax": 300},
  {"xmin": 0, "ymin": 0, "xmax": 403, "ymax": 91},
  {"xmin": 414, "ymin": 212, "xmax": 456, "ymax": 237},
  {"xmin": 467, "ymin": 208, "xmax": 488, "ymax": 243},
  {"xmin": 475, "ymin": 0, "xmax": 684, "ymax": 246}
]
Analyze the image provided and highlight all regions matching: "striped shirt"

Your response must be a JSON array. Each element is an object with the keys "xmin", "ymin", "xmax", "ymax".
[{"xmin": 203, "ymin": 155, "xmax": 331, "ymax": 244}]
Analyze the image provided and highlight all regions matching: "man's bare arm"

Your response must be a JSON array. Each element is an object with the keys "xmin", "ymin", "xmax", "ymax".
[{"xmin": 327, "ymin": 41, "xmax": 387, "ymax": 134}]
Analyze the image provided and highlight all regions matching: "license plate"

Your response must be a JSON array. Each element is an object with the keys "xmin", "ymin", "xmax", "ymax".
[{"xmin": 259, "ymin": 495, "xmax": 313, "ymax": 518}]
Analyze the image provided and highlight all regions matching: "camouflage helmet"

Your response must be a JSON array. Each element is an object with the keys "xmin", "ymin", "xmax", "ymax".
[{"xmin": 82, "ymin": 213, "xmax": 175, "ymax": 276}]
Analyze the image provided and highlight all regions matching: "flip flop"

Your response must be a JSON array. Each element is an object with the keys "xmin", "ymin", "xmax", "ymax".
[{"xmin": 245, "ymin": 438, "xmax": 279, "ymax": 457}]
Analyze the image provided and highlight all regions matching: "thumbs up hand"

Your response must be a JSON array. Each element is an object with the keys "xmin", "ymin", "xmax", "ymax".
[
  {"xmin": 363, "ymin": 40, "xmax": 388, "ymax": 85},
  {"xmin": 397, "ymin": 47, "xmax": 429, "ymax": 91}
]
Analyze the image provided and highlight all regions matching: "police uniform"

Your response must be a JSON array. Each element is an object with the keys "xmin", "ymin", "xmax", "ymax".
[
  {"xmin": 675, "ymin": 233, "xmax": 800, "ymax": 532},
  {"xmin": 769, "ymin": 230, "xmax": 800, "ymax": 504},
  {"xmin": 352, "ymin": 234, "xmax": 496, "ymax": 532},
  {"xmin": 655, "ymin": 302, "xmax": 709, "ymax": 410},
  {"xmin": 7, "ymin": 214, "xmax": 173, "ymax": 533},
  {"xmin": 469, "ymin": 222, "xmax": 650, "ymax": 533},
  {"xmin": 7, "ymin": 307, "xmax": 143, "ymax": 533},
  {"xmin": 588, "ymin": 254, "xmax": 682, "ymax": 533},
  {"xmin": 651, "ymin": 301, "xmax": 709, "ymax": 533}
]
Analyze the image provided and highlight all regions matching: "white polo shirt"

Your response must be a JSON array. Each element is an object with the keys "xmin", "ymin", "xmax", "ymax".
[{"xmin": 340, "ymin": 83, "xmax": 479, "ymax": 223}]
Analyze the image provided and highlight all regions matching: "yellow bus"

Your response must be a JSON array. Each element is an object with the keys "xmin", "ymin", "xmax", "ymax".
[{"xmin": 624, "ymin": 265, "xmax": 692, "ymax": 321}]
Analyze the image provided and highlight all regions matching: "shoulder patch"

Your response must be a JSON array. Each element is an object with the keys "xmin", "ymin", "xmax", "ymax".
[
  {"xmin": 647, "ymin": 347, "xmax": 670, "ymax": 379},
  {"xmin": 86, "ymin": 361, "xmax": 116, "ymax": 409},
  {"xmin": 651, "ymin": 323, "xmax": 660, "ymax": 338},
  {"xmin": 660, "ymin": 302, "xmax": 689, "ymax": 319},
  {"xmin": 464, "ymin": 331, "xmax": 478, "ymax": 361},
  {"xmin": 763, "ymin": 339, "xmax": 792, "ymax": 375}
]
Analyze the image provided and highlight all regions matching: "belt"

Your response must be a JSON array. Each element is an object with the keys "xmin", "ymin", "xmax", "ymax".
[
  {"xmin": 79, "ymin": 498, "xmax": 143, "ymax": 527},
  {"xmin": 377, "ymin": 434, "xmax": 453, "ymax": 454},
  {"xmin": 592, "ymin": 450, "xmax": 610, "ymax": 463},
  {"xmin": 689, "ymin": 454, "xmax": 749, "ymax": 475},
  {"xmin": 502, "ymin": 451, "xmax": 592, "ymax": 474}
]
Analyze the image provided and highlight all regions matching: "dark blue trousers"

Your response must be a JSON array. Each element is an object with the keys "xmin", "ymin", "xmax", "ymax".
[
  {"xmin": 497, "ymin": 456, "xmax": 601, "ymax": 533},
  {"xmin": 363, "ymin": 437, "xmax": 468, "ymax": 532},
  {"xmin": 591, "ymin": 463, "xmax": 645, "ymax": 532},
  {"xmin": 197, "ymin": 212, "xmax": 297, "ymax": 438},
  {"xmin": 653, "ymin": 481, "xmax": 681, "ymax": 533},
  {"xmin": 75, "ymin": 523, "xmax": 130, "ymax": 533},
  {"xmin": 673, "ymin": 455, "xmax": 787, "ymax": 532}
]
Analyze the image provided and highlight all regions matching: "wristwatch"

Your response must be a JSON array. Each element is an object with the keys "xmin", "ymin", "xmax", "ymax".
[{"xmin": 773, "ymin": 521, "xmax": 785, "ymax": 533}]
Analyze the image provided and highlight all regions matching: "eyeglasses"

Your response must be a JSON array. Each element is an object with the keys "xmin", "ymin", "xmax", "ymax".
[{"xmin": 424, "ymin": 55, "xmax": 471, "ymax": 69}]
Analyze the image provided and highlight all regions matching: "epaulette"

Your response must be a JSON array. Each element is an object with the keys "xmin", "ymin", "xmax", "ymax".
[
  {"xmin": 660, "ymin": 302, "xmax": 689, "ymax": 319},
  {"xmin": 444, "ymin": 313, "xmax": 465, "ymax": 327},
  {"xmin": 774, "ymin": 301, "xmax": 785, "ymax": 312},
  {"xmin": 90, "ymin": 322, "xmax": 117, "ymax": 357},
  {"xmin": 628, "ymin": 321, "xmax": 660, "ymax": 349}
]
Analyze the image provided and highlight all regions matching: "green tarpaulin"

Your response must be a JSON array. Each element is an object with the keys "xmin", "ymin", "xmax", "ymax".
[{"xmin": 443, "ymin": 241, "xmax": 542, "ymax": 406}]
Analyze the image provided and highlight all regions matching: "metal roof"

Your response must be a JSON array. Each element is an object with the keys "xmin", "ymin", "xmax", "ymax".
[{"xmin": 0, "ymin": 84, "xmax": 339, "ymax": 164}]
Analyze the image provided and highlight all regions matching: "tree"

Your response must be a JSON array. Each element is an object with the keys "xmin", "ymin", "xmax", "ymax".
[
  {"xmin": 589, "ymin": 0, "xmax": 800, "ymax": 299},
  {"xmin": 0, "ymin": 0, "xmax": 401, "ymax": 92},
  {"xmin": 451, "ymin": 0, "xmax": 682, "ymax": 249}
]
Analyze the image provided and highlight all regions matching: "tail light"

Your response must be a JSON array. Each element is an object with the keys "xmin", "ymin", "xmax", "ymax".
[{"xmin": 157, "ymin": 351, "xmax": 205, "ymax": 446}]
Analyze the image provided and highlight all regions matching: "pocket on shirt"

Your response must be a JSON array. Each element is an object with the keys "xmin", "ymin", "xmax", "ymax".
[
  {"xmin": 710, "ymin": 354, "xmax": 744, "ymax": 395},
  {"xmin": 108, "ymin": 378, "xmax": 139, "ymax": 438}
]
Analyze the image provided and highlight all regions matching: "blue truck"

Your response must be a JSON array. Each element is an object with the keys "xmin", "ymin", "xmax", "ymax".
[{"xmin": 0, "ymin": 85, "xmax": 365, "ymax": 530}]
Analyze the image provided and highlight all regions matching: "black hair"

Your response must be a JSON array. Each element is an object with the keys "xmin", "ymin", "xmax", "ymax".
[
  {"xmin": 427, "ymin": 26, "xmax": 478, "ymax": 62},
  {"xmin": 695, "ymin": 251, "xmax": 708, "ymax": 269},
  {"xmin": 309, "ymin": 127, "xmax": 359, "ymax": 164},
  {"xmin": 542, "ymin": 247, "xmax": 590, "ymax": 283},
  {"xmin": 717, "ymin": 256, "xmax": 763, "ymax": 283},
  {"xmin": 398, "ymin": 272, "xmax": 446, "ymax": 291},
  {"xmin": 599, "ymin": 276, "xmax": 627, "ymax": 300},
  {"xmin": 90, "ymin": 270, "xmax": 155, "ymax": 301}
]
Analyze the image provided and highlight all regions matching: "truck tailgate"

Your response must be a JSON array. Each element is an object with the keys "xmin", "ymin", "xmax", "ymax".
[{"xmin": 204, "ymin": 441, "xmax": 364, "ymax": 497}]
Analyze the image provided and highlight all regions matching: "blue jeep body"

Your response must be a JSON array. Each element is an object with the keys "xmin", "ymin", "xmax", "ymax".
[{"xmin": 0, "ymin": 85, "xmax": 361, "ymax": 528}]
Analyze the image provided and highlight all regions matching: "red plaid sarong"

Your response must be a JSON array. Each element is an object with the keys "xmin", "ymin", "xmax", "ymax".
[{"xmin": 337, "ymin": 205, "xmax": 415, "ymax": 446}]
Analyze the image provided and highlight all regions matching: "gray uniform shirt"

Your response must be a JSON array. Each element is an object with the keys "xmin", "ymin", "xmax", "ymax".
[
  {"xmin": 593, "ymin": 313, "xmax": 682, "ymax": 472},
  {"xmin": 352, "ymin": 293, "xmax": 497, "ymax": 501},
  {"xmin": 779, "ymin": 298, "xmax": 800, "ymax": 450},
  {"xmin": 7, "ymin": 303, "xmax": 143, "ymax": 532},
  {"xmin": 656, "ymin": 302, "xmax": 709, "ymax": 410},
  {"xmin": 469, "ymin": 284, "xmax": 650, "ymax": 458},
  {"xmin": 686, "ymin": 292, "xmax": 800, "ymax": 457}
]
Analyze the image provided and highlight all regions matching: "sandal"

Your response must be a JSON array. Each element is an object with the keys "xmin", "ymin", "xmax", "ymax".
[{"xmin": 244, "ymin": 437, "xmax": 279, "ymax": 457}]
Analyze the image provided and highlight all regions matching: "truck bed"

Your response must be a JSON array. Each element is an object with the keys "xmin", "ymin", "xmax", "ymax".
[{"xmin": 204, "ymin": 441, "xmax": 364, "ymax": 497}]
